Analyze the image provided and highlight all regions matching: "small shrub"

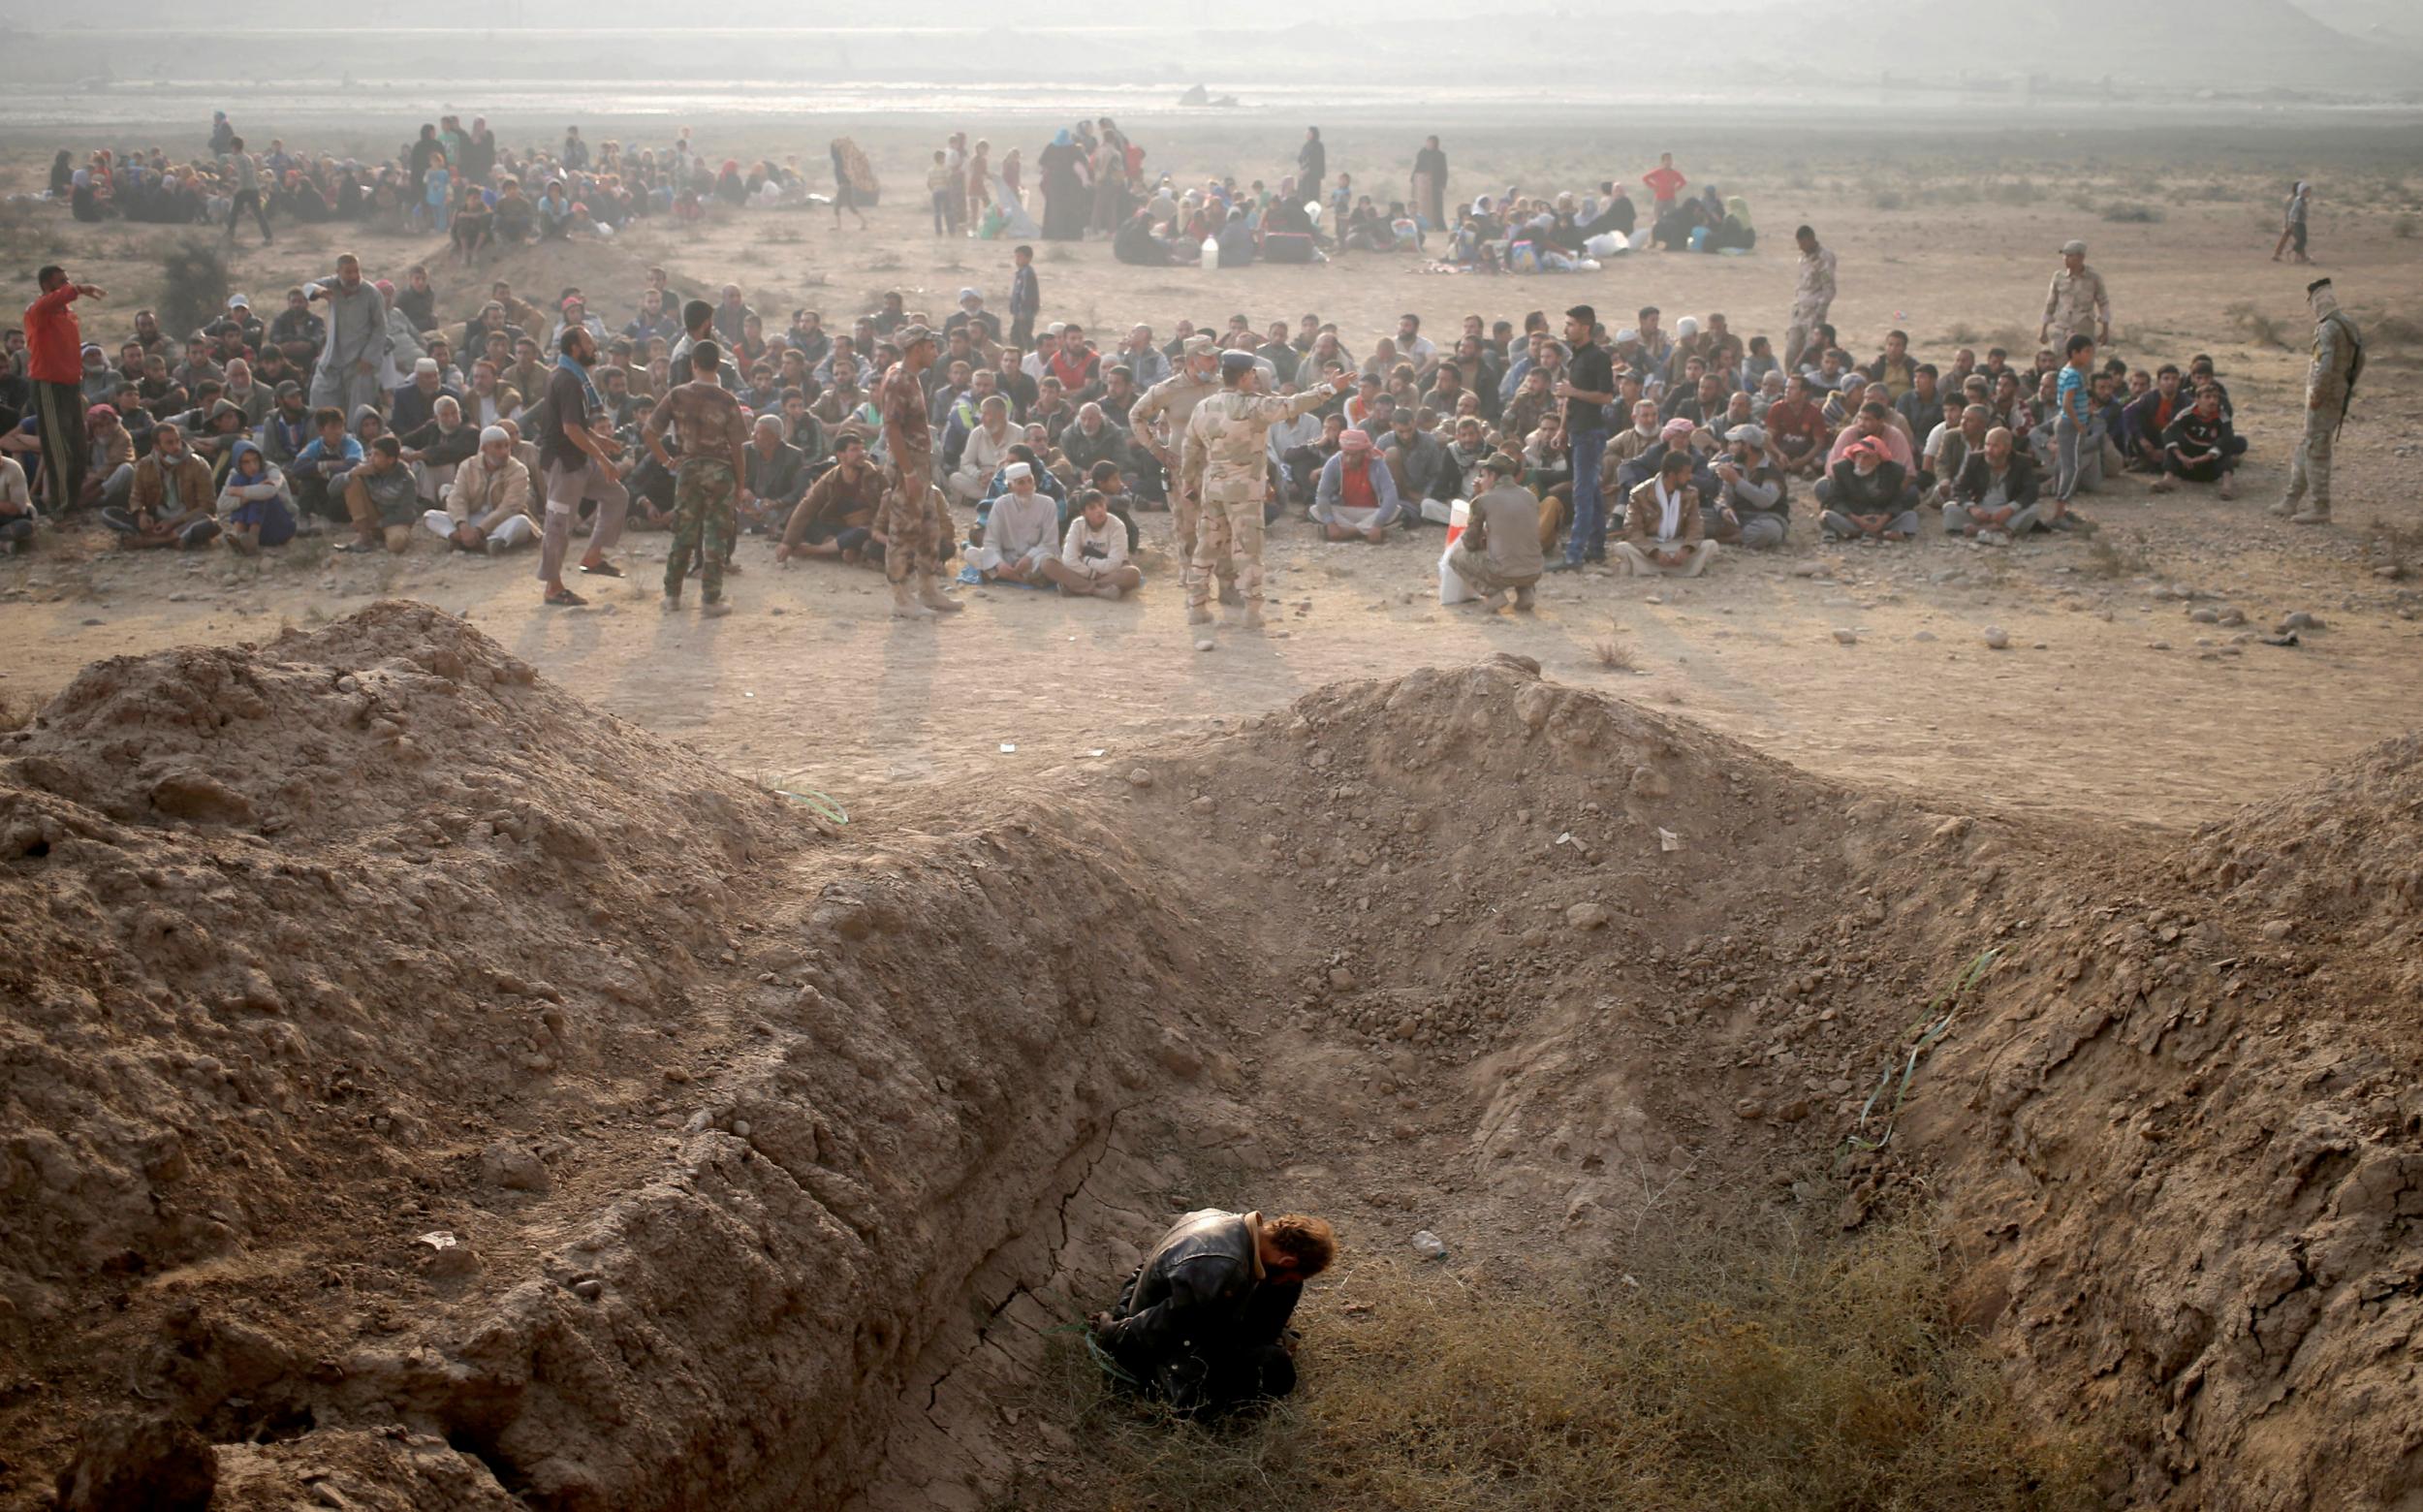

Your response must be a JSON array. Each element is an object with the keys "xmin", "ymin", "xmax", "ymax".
[
  {"xmin": 1990, "ymin": 178, "xmax": 2043, "ymax": 206},
  {"xmin": 2101, "ymin": 203, "xmax": 2164, "ymax": 224},
  {"xmin": 1871, "ymin": 189, "xmax": 1906, "ymax": 211},
  {"xmin": 1593, "ymin": 634, "xmax": 1636, "ymax": 671},
  {"xmin": 2393, "ymin": 215, "xmax": 2417, "ymax": 240},
  {"xmin": 2086, "ymin": 533, "xmax": 2152, "ymax": 579},
  {"xmin": 2225, "ymin": 301, "xmax": 2288, "ymax": 349}
]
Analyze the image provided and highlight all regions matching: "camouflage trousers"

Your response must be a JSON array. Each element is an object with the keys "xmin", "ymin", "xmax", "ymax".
[
  {"xmin": 1170, "ymin": 483, "xmax": 1235, "ymax": 598},
  {"xmin": 876, "ymin": 460, "xmax": 951, "ymax": 582},
  {"xmin": 2283, "ymin": 405, "xmax": 2335, "ymax": 509},
  {"xmin": 666, "ymin": 458, "xmax": 738, "ymax": 603},
  {"xmin": 1187, "ymin": 493, "xmax": 1263, "ymax": 611}
]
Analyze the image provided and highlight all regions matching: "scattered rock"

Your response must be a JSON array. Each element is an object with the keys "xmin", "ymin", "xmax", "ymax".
[
  {"xmin": 2187, "ymin": 607, "xmax": 2219, "ymax": 624},
  {"xmin": 1126, "ymin": 768, "xmax": 1154, "ymax": 788},
  {"xmin": 1565, "ymin": 901, "xmax": 1612, "ymax": 930},
  {"xmin": 479, "ymin": 1140, "xmax": 551, "ymax": 1193},
  {"xmin": 1912, "ymin": 629, "xmax": 1937, "ymax": 643},
  {"xmin": 1832, "ymin": 628, "xmax": 1858, "ymax": 646},
  {"xmin": 1982, "ymin": 625, "xmax": 2011, "ymax": 650},
  {"xmin": 1194, "ymin": 639, "xmax": 1216, "ymax": 652},
  {"xmin": 1734, "ymin": 1098, "xmax": 1766, "ymax": 1120},
  {"xmin": 2279, "ymin": 611, "xmax": 2323, "ymax": 632},
  {"xmin": 1791, "ymin": 560, "xmax": 1826, "ymax": 578},
  {"xmin": 573, "ymin": 1277, "xmax": 605, "ymax": 1301}
]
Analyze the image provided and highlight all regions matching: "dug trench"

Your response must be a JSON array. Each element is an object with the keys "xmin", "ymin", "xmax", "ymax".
[{"xmin": 3, "ymin": 604, "xmax": 2418, "ymax": 1510}]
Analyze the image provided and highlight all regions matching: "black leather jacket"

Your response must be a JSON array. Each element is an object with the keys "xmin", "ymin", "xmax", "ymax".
[{"xmin": 1099, "ymin": 1210, "xmax": 1300, "ymax": 1370}]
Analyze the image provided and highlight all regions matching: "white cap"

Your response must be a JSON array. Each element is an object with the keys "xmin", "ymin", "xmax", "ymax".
[
  {"xmin": 1001, "ymin": 461, "xmax": 1032, "ymax": 482},
  {"xmin": 227, "ymin": 293, "xmax": 251, "ymax": 308},
  {"xmin": 958, "ymin": 287, "xmax": 981, "ymax": 302},
  {"xmin": 1675, "ymin": 316, "xmax": 1699, "ymax": 338},
  {"xmin": 480, "ymin": 425, "xmax": 511, "ymax": 446},
  {"xmin": 413, "ymin": 357, "xmax": 440, "ymax": 376}
]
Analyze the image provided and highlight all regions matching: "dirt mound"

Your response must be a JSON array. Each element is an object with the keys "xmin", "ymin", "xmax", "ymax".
[
  {"xmin": 1913, "ymin": 730, "xmax": 2423, "ymax": 1509},
  {"xmin": 4, "ymin": 620, "xmax": 2416, "ymax": 1511}
]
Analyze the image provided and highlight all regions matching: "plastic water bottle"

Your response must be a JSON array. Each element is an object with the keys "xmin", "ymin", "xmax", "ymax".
[
  {"xmin": 1410, "ymin": 1230, "xmax": 1448, "ymax": 1261},
  {"xmin": 1201, "ymin": 236, "xmax": 1220, "ymax": 271}
]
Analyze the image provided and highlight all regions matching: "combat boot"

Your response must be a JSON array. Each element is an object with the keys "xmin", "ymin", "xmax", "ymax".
[
  {"xmin": 1241, "ymin": 602, "xmax": 1265, "ymax": 630},
  {"xmin": 917, "ymin": 572, "xmax": 964, "ymax": 613},
  {"xmin": 891, "ymin": 578, "xmax": 934, "ymax": 619},
  {"xmin": 1186, "ymin": 603, "xmax": 1213, "ymax": 625},
  {"xmin": 2269, "ymin": 496, "xmax": 2297, "ymax": 518},
  {"xmin": 2289, "ymin": 505, "xmax": 2332, "ymax": 525}
]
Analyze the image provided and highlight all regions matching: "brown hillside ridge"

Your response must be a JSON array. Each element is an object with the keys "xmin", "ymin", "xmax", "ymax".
[{"xmin": 1, "ymin": 614, "xmax": 2415, "ymax": 1509}]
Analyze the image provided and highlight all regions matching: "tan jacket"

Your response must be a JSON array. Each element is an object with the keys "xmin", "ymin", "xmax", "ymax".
[
  {"xmin": 1624, "ymin": 477, "xmax": 1703, "ymax": 549},
  {"xmin": 129, "ymin": 450, "xmax": 216, "ymax": 522},
  {"xmin": 447, "ymin": 454, "xmax": 535, "ymax": 522}
]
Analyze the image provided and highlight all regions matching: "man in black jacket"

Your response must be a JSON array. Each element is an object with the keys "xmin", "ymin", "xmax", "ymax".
[
  {"xmin": 1089, "ymin": 1209, "xmax": 1336, "ymax": 1416},
  {"xmin": 1943, "ymin": 426, "xmax": 2042, "ymax": 543},
  {"xmin": 1816, "ymin": 436, "xmax": 1917, "ymax": 542}
]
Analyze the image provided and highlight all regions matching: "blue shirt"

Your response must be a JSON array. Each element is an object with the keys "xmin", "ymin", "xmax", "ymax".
[{"xmin": 2058, "ymin": 365, "xmax": 2090, "ymax": 426}]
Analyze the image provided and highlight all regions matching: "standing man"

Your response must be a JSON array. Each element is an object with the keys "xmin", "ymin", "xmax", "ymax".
[
  {"xmin": 223, "ymin": 136, "xmax": 271, "ymax": 245},
  {"xmin": 2040, "ymin": 239, "xmax": 2112, "ymax": 350},
  {"xmin": 1411, "ymin": 136, "xmax": 1448, "ymax": 230},
  {"xmin": 536, "ymin": 325, "xmax": 631, "ymax": 608},
  {"xmin": 305, "ymin": 255, "xmax": 390, "ymax": 419},
  {"xmin": 1007, "ymin": 244, "xmax": 1040, "ymax": 351},
  {"xmin": 1180, "ymin": 351, "xmax": 1336, "ymax": 632},
  {"xmin": 24, "ymin": 266, "xmax": 105, "ymax": 514},
  {"xmin": 1643, "ymin": 152, "xmax": 1687, "ymax": 220},
  {"xmin": 1549, "ymin": 304, "xmax": 1616, "ymax": 571},
  {"xmin": 1784, "ymin": 226, "xmax": 1837, "ymax": 373},
  {"xmin": 2274, "ymin": 277, "xmax": 2362, "ymax": 527},
  {"xmin": 1128, "ymin": 335, "xmax": 1230, "ymax": 603},
  {"xmin": 645, "ymin": 341, "xmax": 751, "ymax": 617},
  {"xmin": 876, "ymin": 326, "xmax": 964, "ymax": 619},
  {"xmin": 1298, "ymin": 128, "xmax": 1325, "ymax": 195}
]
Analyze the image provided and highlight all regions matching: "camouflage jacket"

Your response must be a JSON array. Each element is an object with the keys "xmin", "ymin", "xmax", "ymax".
[{"xmin": 1182, "ymin": 388, "xmax": 1330, "ymax": 505}]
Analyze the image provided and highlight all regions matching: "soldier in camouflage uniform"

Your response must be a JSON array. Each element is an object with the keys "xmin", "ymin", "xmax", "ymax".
[
  {"xmin": 876, "ymin": 324, "xmax": 963, "ymax": 619},
  {"xmin": 644, "ymin": 341, "xmax": 752, "ymax": 617},
  {"xmin": 2274, "ymin": 277, "xmax": 2362, "ymax": 526},
  {"xmin": 1180, "ymin": 350, "xmax": 1337, "ymax": 631},
  {"xmin": 2040, "ymin": 239, "xmax": 2112, "ymax": 349},
  {"xmin": 1127, "ymin": 334, "xmax": 1232, "ymax": 604}
]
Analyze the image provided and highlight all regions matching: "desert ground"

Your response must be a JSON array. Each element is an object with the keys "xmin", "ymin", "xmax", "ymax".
[{"xmin": 4, "ymin": 111, "xmax": 2422, "ymax": 1511}]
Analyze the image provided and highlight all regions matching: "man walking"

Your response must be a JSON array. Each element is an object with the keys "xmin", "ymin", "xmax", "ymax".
[
  {"xmin": 1549, "ymin": 304, "xmax": 1615, "ymax": 570},
  {"xmin": 1128, "ymin": 335, "xmax": 1230, "ymax": 602},
  {"xmin": 2274, "ymin": 277, "xmax": 2362, "ymax": 527},
  {"xmin": 536, "ymin": 325, "xmax": 630, "ymax": 608},
  {"xmin": 305, "ymin": 255, "xmax": 390, "ymax": 418},
  {"xmin": 223, "ymin": 136, "xmax": 271, "ymax": 245},
  {"xmin": 25, "ymin": 266, "xmax": 105, "ymax": 514},
  {"xmin": 876, "ymin": 326, "xmax": 964, "ymax": 619},
  {"xmin": 1180, "ymin": 351, "xmax": 1336, "ymax": 632},
  {"xmin": 645, "ymin": 341, "xmax": 751, "ymax": 617},
  {"xmin": 1785, "ymin": 226, "xmax": 1836, "ymax": 373},
  {"xmin": 2040, "ymin": 239, "xmax": 2111, "ymax": 350}
]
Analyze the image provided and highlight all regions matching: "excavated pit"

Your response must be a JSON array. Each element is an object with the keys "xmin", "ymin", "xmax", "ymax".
[{"xmin": 3, "ymin": 606, "xmax": 2418, "ymax": 1511}]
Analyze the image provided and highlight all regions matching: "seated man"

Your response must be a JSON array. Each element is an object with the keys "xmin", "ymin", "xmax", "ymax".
[
  {"xmin": 1708, "ymin": 424, "xmax": 1789, "ymax": 549},
  {"xmin": 969, "ymin": 460, "xmax": 1055, "ymax": 584},
  {"xmin": 340, "ymin": 435, "xmax": 421, "ymax": 553},
  {"xmin": 1059, "ymin": 401, "xmax": 1130, "ymax": 482},
  {"xmin": 1765, "ymin": 373, "xmax": 1831, "ymax": 479},
  {"xmin": 1379, "ymin": 410, "xmax": 1458, "ymax": 517},
  {"xmin": 1615, "ymin": 449, "xmax": 1716, "ymax": 578},
  {"xmin": 950, "ymin": 394, "xmax": 1019, "ymax": 507},
  {"xmin": 1944, "ymin": 426, "xmax": 2043, "ymax": 544},
  {"xmin": 425, "ymin": 425, "xmax": 537, "ymax": 553},
  {"xmin": 1923, "ymin": 403, "xmax": 1991, "ymax": 507},
  {"xmin": 0, "ymin": 453, "xmax": 31, "ymax": 555},
  {"xmin": 101, "ymin": 422, "xmax": 219, "ymax": 551},
  {"xmin": 1085, "ymin": 459, "xmax": 1143, "ymax": 552},
  {"xmin": 289, "ymin": 405, "xmax": 362, "ymax": 522},
  {"xmin": 1816, "ymin": 437, "xmax": 1918, "ymax": 542},
  {"xmin": 1311, "ymin": 427, "xmax": 1406, "ymax": 543},
  {"xmin": 740, "ymin": 415, "xmax": 809, "ymax": 536},
  {"xmin": 1444, "ymin": 452, "xmax": 1544, "ymax": 611},
  {"xmin": 1089, "ymin": 1208, "xmax": 1337, "ymax": 1416},
  {"xmin": 2151, "ymin": 387, "xmax": 2243, "ymax": 499},
  {"xmin": 775, "ymin": 431, "xmax": 887, "ymax": 565},
  {"xmin": 1041, "ymin": 488, "xmax": 1145, "ymax": 599}
]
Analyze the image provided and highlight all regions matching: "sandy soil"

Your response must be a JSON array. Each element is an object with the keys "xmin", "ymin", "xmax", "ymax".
[{"xmin": 6, "ymin": 119, "xmax": 2419, "ymax": 833}]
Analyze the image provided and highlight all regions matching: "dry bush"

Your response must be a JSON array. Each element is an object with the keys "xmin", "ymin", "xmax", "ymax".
[
  {"xmin": 2085, "ymin": 532, "xmax": 2153, "ymax": 580},
  {"xmin": 2368, "ymin": 313, "xmax": 2422, "ymax": 351},
  {"xmin": 0, "ymin": 692, "xmax": 34, "ymax": 733},
  {"xmin": 1871, "ymin": 189, "xmax": 1907, "ymax": 211},
  {"xmin": 1989, "ymin": 178, "xmax": 2043, "ymax": 206},
  {"xmin": 2393, "ymin": 215, "xmax": 2418, "ymax": 240},
  {"xmin": 1593, "ymin": 631, "xmax": 1637, "ymax": 671},
  {"xmin": 2100, "ymin": 204, "xmax": 2164, "ymax": 224},
  {"xmin": 2371, "ymin": 522, "xmax": 2423, "ymax": 578},
  {"xmin": 2226, "ymin": 301, "xmax": 2288, "ymax": 350},
  {"xmin": 1016, "ymin": 1220, "xmax": 2102, "ymax": 1512}
]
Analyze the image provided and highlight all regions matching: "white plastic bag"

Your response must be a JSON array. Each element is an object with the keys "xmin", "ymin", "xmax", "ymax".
[
  {"xmin": 1585, "ymin": 231, "xmax": 1629, "ymax": 257},
  {"xmin": 1201, "ymin": 236, "xmax": 1220, "ymax": 270},
  {"xmin": 1438, "ymin": 536, "xmax": 1477, "ymax": 605}
]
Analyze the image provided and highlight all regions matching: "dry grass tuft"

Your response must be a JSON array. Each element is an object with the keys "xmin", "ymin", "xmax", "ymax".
[
  {"xmin": 2085, "ymin": 533, "xmax": 2153, "ymax": 580},
  {"xmin": 1011, "ymin": 1219, "xmax": 2102, "ymax": 1512},
  {"xmin": 2225, "ymin": 301, "xmax": 2288, "ymax": 349},
  {"xmin": 1593, "ymin": 632, "xmax": 1637, "ymax": 672}
]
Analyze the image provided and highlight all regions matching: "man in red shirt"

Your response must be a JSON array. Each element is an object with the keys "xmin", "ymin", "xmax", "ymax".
[
  {"xmin": 1642, "ymin": 153, "xmax": 1687, "ymax": 216},
  {"xmin": 25, "ymin": 265, "xmax": 107, "ymax": 512}
]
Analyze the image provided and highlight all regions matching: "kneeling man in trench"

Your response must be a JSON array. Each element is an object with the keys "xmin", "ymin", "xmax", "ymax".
[{"xmin": 1088, "ymin": 1209, "xmax": 1337, "ymax": 1415}]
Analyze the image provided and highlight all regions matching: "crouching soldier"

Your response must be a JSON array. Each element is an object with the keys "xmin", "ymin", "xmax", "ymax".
[{"xmin": 1088, "ymin": 1208, "xmax": 1336, "ymax": 1416}]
